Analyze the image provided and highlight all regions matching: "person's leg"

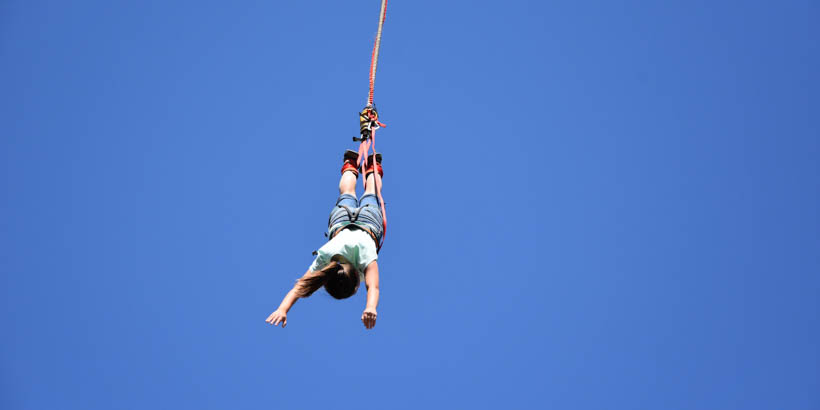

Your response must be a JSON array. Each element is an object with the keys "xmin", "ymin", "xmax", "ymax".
[
  {"xmin": 363, "ymin": 152, "xmax": 383, "ymax": 196},
  {"xmin": 358, "ymin": 153, "xmax": 384, "ymax": 241},
  {"xmin": 357, "ymin": 191, "xmax": 383, "ymax": 242},
  {"xmin": 340, "ymin": 171, "xmax": 357, "ymax": 196},
  {"xmin": 340, "ymin": 149, "xmax": 359, "ymax": 195},
  {"xmin": 364, "ymin": 172, "xmax": 382, "ymax": 196},
  {"xmin": 328, "ymin": 151, "xmax": 360, "ymax": 238}
]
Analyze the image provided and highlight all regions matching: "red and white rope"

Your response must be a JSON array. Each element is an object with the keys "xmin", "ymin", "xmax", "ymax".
[{"xmin": 368, "ymin": 0, "xmax": 387, "ymax": 106}]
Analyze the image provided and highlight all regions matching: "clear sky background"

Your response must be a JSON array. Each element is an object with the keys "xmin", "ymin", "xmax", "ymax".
[{"xmin": 2, "ymin": 1, "xmax": 818, "ymax": 409}]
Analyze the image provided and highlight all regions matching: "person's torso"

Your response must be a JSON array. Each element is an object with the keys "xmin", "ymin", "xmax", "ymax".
[{"xmin": 314, "ymin": 228, "xmax": 377, "ymax": 274}]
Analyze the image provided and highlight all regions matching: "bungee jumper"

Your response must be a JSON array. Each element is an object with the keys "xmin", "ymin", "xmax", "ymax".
[{"xmin": 266, "ymin": 1, "xmax": 389, "ymax": 330}]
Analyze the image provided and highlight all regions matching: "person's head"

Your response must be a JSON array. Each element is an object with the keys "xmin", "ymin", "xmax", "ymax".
[{"xmin": 295, "ymin": 261, "xmax": 360, "ymax": 300}]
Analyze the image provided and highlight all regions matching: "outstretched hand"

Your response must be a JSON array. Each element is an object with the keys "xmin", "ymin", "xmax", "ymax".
[
  {"xmin": 266, "ymin": 309, "xmax": 287, "ymax": 328},
  {"xmin": 361, "ymin": 308, "xmax": 377, "ymax": 330}
]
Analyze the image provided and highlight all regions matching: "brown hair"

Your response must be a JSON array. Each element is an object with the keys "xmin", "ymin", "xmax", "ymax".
[{"xmin": 294, "ymin": 260, "xmax": 360, "ymax": 300}]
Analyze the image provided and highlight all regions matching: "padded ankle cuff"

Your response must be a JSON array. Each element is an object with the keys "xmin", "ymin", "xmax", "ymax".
[
  {"xmin": 341, "ymin": 162, "xmax": 359, "ymax": 177},
  {"xmin": 364, "ymin": 163, "xmax": 383, "ymax": 178}
]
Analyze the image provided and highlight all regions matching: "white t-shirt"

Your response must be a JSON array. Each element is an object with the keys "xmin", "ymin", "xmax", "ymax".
[{"xmin": 309, "ymin": 228, "xmax": 378, "ymax": 277}]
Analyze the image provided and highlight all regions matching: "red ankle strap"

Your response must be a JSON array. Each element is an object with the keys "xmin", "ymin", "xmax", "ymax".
[
  {"xmin": 341, "ymin": 162, "xmax": 359, "ymax": 177},
  {"xmin": 364, "ymin": 162, "xmax": 383, "ymax": 178}
]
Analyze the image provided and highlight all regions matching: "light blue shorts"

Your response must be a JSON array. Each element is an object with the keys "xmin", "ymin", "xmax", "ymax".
[{"xmin": 327, "ymin": 193, "xmax": 383, "ymax": 244}]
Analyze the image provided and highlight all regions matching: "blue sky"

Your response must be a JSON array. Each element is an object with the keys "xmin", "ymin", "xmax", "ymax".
[{"xmin": 2, "ymin": 1, "xmax": 818, "ymax": 409}]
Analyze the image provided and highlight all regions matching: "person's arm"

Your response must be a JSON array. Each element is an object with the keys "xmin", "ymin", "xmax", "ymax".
[
  {"xmin": 266, "ymin": 269, "xmax": 319, "ymax": 328},
  {"xmin": 361, "ymin": 261, "xmax": 379, "ymax": 329}
]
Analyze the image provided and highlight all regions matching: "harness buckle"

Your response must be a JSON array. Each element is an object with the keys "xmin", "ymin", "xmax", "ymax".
[{"xmin": 359, "ymin": 105, "xmax": 385, "ymax": 141}]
